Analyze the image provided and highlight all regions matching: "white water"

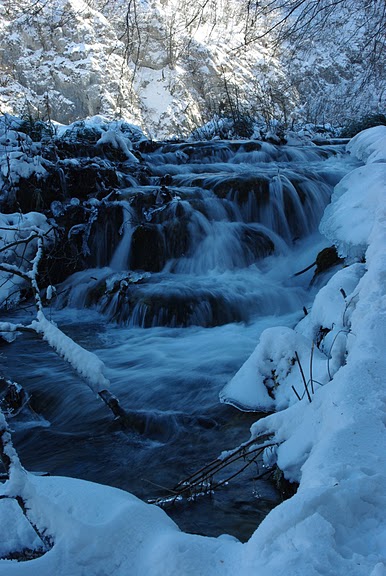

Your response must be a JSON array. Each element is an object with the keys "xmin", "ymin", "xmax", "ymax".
[{"xmin": 109, "ymin": 202, "xmax": 136, "ymax": 271}]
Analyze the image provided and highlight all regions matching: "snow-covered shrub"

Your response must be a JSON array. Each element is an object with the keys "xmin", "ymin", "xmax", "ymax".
[
  {"xmin": 340, "ymin": 114, "xmax": 386, "ymax": 138},
  {"xmin": 220, "ymin": 326, "xmax": 329, "ymax": 412},
  {"xmin": 0, "ymin": 211, "xmax": 54, "ymax": 309}
]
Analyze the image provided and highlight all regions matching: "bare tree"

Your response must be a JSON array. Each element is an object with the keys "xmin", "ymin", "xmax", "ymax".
[{"xmin": 241, "ymin": 0, "xmax": 386, "ymax": 62}]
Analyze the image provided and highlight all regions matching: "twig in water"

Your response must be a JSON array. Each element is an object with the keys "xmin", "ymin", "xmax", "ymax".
[
  {"xmin": 143, "ymin": 478, "xmax": 179, "ymax": 495},
  {"xmin": 153, "ymin": 433, "xmax": 277, "ymax": 506}
]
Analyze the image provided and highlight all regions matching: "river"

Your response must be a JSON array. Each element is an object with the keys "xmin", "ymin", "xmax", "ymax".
[{"xmin": 1, "ymin": 136, "xmax": 355, "ymax": 541}]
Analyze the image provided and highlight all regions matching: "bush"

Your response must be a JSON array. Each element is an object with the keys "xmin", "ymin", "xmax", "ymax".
[
  {"xmin": 18, "ymin": 117, "xmax": 55, "ymax": 142},
  {"xmin": 340, "ymin": 114, "xmax": 386, "ymax": 138}
]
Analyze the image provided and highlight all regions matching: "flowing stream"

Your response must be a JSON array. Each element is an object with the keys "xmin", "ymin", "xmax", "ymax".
[{"xmin": 1, "ymin": 138, "xmax": 355, "ymax": 541}]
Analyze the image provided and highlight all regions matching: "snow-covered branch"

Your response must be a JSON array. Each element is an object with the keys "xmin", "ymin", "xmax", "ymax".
[
  {"xmin": 30, "ymin": 311, "xmax": 110, "ymax": 394},
  {"xmin": 0, "ymin": 219, "xmax": 130, "ymax": 421}
]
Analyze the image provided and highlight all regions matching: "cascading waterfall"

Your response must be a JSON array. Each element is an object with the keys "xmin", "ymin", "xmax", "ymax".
[
  {"xmin": 3, "ymin": 137, "xmax": 355, "ymax": 541},
  {"xmin": 56, "ymin": 140, "xmax": 344, "ymax": 329},
  {"xmin": 110, "ymin": 201, "xmax": 136, "ymax": 271}
]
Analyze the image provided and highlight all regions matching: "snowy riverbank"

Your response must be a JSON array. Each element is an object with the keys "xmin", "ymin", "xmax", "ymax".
[{"xmin": 1, "ymin": 126, "xmax": 386, "ymax": 575}]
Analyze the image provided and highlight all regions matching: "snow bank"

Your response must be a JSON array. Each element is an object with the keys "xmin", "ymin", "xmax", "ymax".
[
  {"xmin": 220, "ymin": 326, "xmax": 329, "ymax": 412},
  {"xmin": 220, "ymin": 125, "xmax": 386, "ymax": 574},
  {"xmin": 56, "ymin": 116, "xmax": 145, "ymax": 144},
  {"xmin": 0, "ymin": 474, "xmax": 242, "ymax": 575},
  {"xmin": 347, "ymin": 125, "xmax": 386, "ymax": 164},
  {"xmin": 0, "ymin": 498, "xmax": 42, "ymax": 558},
  {"xmin": 320, "ymin": 163, "xmax": 386, "ymax": 259},
  {"xmin": 220, "ymin": 258, "xmax": 366, "ymax": 413},
  {"xmin": 245, "ymin": 128, "xmax": 386, "ymax": 570}
]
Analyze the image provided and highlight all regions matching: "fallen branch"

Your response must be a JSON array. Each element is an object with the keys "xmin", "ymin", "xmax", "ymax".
[{"xmin": 150, "ymin": 432, "xmax": 276, "ymax": 506}]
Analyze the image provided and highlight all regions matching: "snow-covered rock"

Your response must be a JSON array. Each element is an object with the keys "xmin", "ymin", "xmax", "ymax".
[{"xmin": 0, "ymin": 0, "xmax": 384, "ymax": 138}]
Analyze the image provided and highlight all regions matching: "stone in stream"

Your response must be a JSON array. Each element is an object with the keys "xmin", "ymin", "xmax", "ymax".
[{"xmin": 130, "ymin": 224, "xmax": 166, "ymax": 272}]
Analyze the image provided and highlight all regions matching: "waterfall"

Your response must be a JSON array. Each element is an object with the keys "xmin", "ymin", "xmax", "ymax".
[
  {"xmin": 110, "ymin": 201, "xmax": 135, "ymax": 271},
  {"xmin": 56, "ymin": 138, "xmax": 348, "ymax": 329}
]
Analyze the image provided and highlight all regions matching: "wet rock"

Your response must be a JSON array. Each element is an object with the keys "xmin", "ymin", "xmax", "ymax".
[
  {"xmin": 272, "ymin": 467, "xmax": 299, "ymax": 500},
  {"xmin": 0, "ymin": 379, "xmax": 28, "ymax": 416},
  {"xmin": 213, "ymin": 176, "xmax": 270, "ymax": 204},
  {"xmin": 159, "ymin": 173, "xmax": 173, "ymax": 186},
  {"xmin": 130, "ymin": 224, "xmax": 166, "ymax": 272},
  {"xmin": 136, "ymin": 140, "xmax": 161, "ymax": 153},
  {"xmin": 64, "ymin": 160, "xmax": 119, "ymax": 200},
  {"xmin": 164, "ymin": 219, "xmax": 191, "ymax": 259},
  {"xmin": 105, "ymin": 290, "xmax": 249, "ymax": 328},
  {"xmin": 315, "ymin": 246, "xmax": 342, "ymax": 275},
  {"xmin": 241, "ymin": 227, "xmax": 275, "ymax": 261},
  {"xmin": 236, "ymin": 141, "xmax": 262, "ymax": 153}
]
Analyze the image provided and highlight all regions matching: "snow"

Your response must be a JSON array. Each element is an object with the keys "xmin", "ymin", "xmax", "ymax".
[
  {"xmin": 30, "ymin": 310, "xmax": 110, "ymax": 394},
  {"xmin": 45, "ymin": 285, "xmax": 55, "ymax": 301},
  {"xmin": 96, "ymin": 129, "xmax": 139, "ymax": 162},
  {"xmin": 1, "ymin": 0, "xmax": 383, "ymax": 137},
  {"xmin": 227, "ymin": 126, "xmax": 386, "ymax": 572},
  {"xmin": 320, "ymin": 163, "xmax": 386, "ymax": 259},
  {"xmin": 0, "ymin": 498, "xmax": 43, "ymax": 558},
  {"xmin": 56, "ymin": 115, "xmax": 145, "ymax": 143},
  {"xmin": 0, "ymin": 474, "xmax": 242, "ymax": 576},
  {"xmin": 0, "ymin": 321, "xmax": 20, "ymax": 343},
  {"xmin": 220, "ymin": 326, "xmax": 329, "ymax": 412},
  {"xmin": 1, "ymin": 126, "xmax": 386, "ymax": 574},
  {"xmin": 347, "ymin": 126, "xmax": 386, "ymax": 164},
  {"xmin": 0, "ymin": 211, "xmax": 52, "ymax": 310}
]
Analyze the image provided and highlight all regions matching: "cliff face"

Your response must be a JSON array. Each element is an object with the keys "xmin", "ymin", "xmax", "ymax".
[
  {"xmin": 0, "ymin": 0, "xmax": 384, "ymax": 138},
  {"xmin": 0, "ymin": 1, "xmax": 136, "ymax": 124}
]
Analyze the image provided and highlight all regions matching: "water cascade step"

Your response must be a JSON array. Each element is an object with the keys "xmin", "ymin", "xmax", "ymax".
[{"xmin": 56, "ymin": 139, "xmax": 348, "ymax": 328}]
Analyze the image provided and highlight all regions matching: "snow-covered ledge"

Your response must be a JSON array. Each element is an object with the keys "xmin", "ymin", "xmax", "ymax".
[{"xmin": 1, "ymin": 127, "xmax": 386, "ymax": 575}]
